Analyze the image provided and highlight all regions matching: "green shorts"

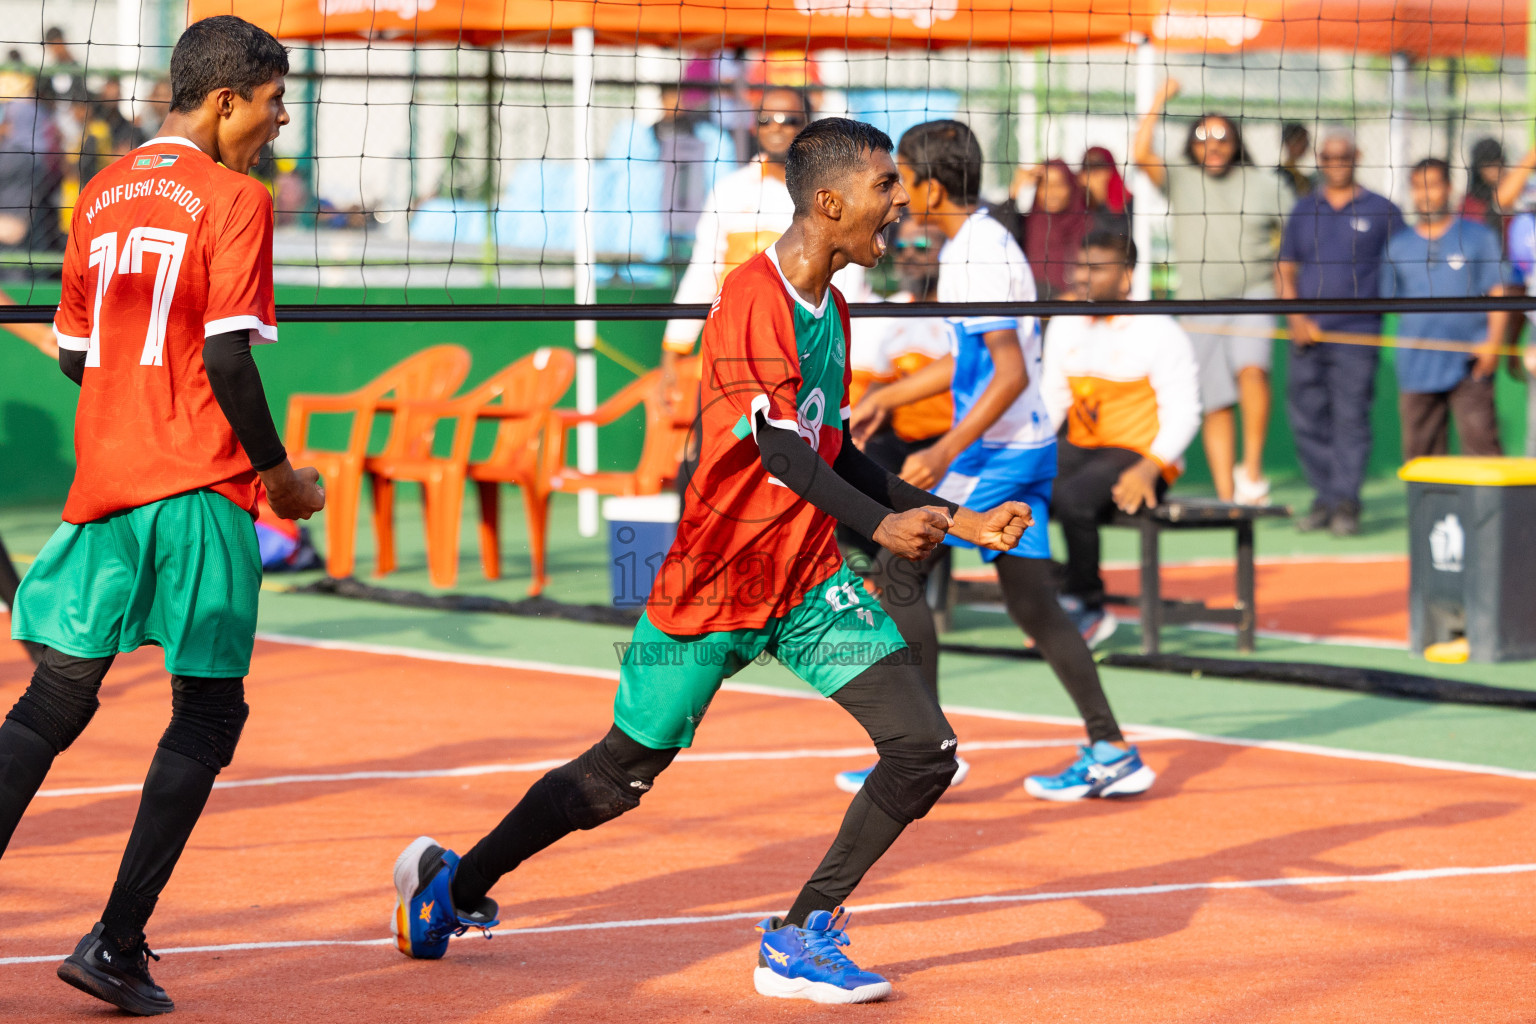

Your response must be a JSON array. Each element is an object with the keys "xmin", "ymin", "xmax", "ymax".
[
  {"xmin": 10, "ymin": 490, "xmax": 262, "ymax": 678},
  {"xmin": 612, "ymin": 562, "xmax": 908, "ymax": 749}
]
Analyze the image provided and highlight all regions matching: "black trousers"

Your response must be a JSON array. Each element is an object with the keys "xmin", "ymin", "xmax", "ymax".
[
  {"xmin": 1052, "ymin": 441, "xmax": 1167, "ymax": 611},
  {"xmin": 1287, "ymin": 341, "xmax": 1379, "ymax": 509}
]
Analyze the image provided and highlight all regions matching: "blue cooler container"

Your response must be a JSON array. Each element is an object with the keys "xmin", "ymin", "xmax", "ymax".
[{"xmin": 603, "ymin": 494, "xmax": 680, "ymax": 607}]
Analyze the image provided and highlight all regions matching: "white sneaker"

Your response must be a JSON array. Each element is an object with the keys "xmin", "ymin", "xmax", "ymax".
[
  {"xmin": 951, "ymin": 756, "xmax": 970, "ymax": 787},
  {"xmin": 1232, "ymin": 466, "xmax": 1271, "ymax": 507}
]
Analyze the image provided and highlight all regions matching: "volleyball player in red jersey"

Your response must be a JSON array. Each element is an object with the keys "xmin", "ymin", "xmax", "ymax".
[{"xmin": 0, "ymin": 17, "xmax": 323, "ymax": 1015}]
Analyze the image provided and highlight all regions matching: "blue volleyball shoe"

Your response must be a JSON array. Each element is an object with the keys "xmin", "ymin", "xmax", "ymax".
[
  {"xmin": 1023, "ymin": 741, "xmax": 1155, "ymax": 802},
  {"xmin": 753, "ymin": 908, "xmax": 892, "ymax": 1004},
  {"xmin": 392, "ymin": 836, "xmax": 500, "ymax": 959}
]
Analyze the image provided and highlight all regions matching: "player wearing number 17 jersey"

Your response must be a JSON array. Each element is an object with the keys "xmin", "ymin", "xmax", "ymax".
[
  {"xmin": 391, "ymin": 118, "xmax": 1033, "ymax": 1005},
  {"xmin": 0, "ymin": 17, "xmax": 323, "ymax": 1016}
]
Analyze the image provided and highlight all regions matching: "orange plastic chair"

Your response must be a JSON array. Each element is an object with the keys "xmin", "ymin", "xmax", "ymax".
[
  {"xmin": 284, "ymin": 345, "xmax": 472, "ymax": 579},
  {"xmin": 539, "ymin": 355, "xmax": 702, "ymax": 503},
  {"xmin": 369, "ymin": 347, "xmax": 576, "ymax": 591}
]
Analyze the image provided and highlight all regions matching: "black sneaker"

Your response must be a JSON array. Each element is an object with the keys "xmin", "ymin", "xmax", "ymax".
[
  {"xmin": 1330, "ymin": 503, "xmax": 1361, "ymax": 537},
  {"xmin": 1296, "ymin": 503, "xmax": 1332, "ymax": 533},
  {"xmin": 56, "ymin": 923, "xmax": 174, "ymax": 1016}
]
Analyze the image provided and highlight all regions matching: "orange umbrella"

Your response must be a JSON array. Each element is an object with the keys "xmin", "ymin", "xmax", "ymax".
[
  {"xmin": 188, "ymin": 0, "xmax": 1138, "ymax": 49},
  {"xmin": 1142, "ymin": 0, "xmax": 1526, "ymax": 59}
]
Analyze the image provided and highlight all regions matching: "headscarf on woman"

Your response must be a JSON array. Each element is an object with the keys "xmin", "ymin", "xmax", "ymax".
[
  {"xmin": 1081, "ymin": 146, "xmax": 1132, "ymax": 214},
  {"xmin": 1021, "ymin": 159, "xmax": 1089, "ymax": 298}
]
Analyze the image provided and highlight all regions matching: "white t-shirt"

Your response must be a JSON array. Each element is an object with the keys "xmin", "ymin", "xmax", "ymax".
[
  {"xmin": 662, "ymin": 159, "xmax": 865, "ymax": 352},
  {"xmin": 849, "ymin": 290, "xmax": 952, "ymax": 377},
  {"xmin": 938, "ymin": 209, "xmax": 1054, "ymax": 480},
  {"xmin": 1041, "ymin": 314, "xmax": 1202, "ymax": 475}
]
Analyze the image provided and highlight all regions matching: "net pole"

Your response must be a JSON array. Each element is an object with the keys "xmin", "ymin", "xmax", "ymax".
[
  {"xmin": 572, "ymin": 26, "xmax": 600, "ymax": 538},
  {"xmin": 1388, "ymin": 52, "xmax": 1411, "ymax": 207},
  {"xmin": 1131, "ymin": 35, "xmax": 1155, "ymax": 301},
  {"xmin": 1528, "ymin": 4, "xmax": 1536, "ymax": 149}
]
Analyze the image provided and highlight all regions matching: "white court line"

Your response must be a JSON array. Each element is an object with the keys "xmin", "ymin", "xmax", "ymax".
[
  {"xmin": 249, "ymin": 633, "xmax": 1536, "ymax": 784},
  {"xmin": 3, "ymin": 862, "xmax": 1530, "ymax": 967},
  {"xmin": 32, "ymin": 738, "xmax": 1092, "ymax": 800}
]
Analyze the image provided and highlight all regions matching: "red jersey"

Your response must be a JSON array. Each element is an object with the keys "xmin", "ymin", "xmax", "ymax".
[
  {"xmin": 53, "ymin": 136, "xmax": 278, "ymax": 524},
  {"xmin": 648, "ymin": 248, "xmax": 853, "ymax": 634}
]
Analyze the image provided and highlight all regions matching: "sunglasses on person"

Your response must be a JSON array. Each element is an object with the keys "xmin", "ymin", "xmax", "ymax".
[
  {"xmin": 757, "ymin": 112, "xmax": 807, "ymax": 128},
  {"xmin": 1193, "ymin": 123, "xmax": 1230, "ymax": 142},
  {"xmin": 893, "ymin": 237, "xmax": 935, "ymax": 252}
]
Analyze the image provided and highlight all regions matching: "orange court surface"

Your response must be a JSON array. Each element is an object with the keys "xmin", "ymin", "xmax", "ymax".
[{"xmin": 1, "ymin": 620, "xmax": 1532, "ymax": 1023}]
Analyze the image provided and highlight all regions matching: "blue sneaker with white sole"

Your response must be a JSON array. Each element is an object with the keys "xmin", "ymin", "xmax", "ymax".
[
  {"xmin": 754, "ymin": 908, "xmax": 892, "ymax": 1004},
  {"xmin": 1024, "ymin": 741, "xmax": 1155, "ymax": 802},
  {"xmin": 392, "ymin": 835, "xmax": 500, "ymax": 959},
  {"xmin": 835, "ymin": 757, "xmax": 968, "ymax": 794}
]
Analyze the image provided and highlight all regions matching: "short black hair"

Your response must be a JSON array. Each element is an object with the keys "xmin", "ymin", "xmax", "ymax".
[
  {"xmin": 1083, "ymin": 229, "xmax": 1137, "ymax": 269},
  {"xmin": 897, "ymin": 119, "xmax": 982, "ymax": 205},
  {"xmin": 44, "ymin": 27, "xmax": 64, "ymax": 43},
  {"xmin": 1411, "ymin": 157, "xmax": 1451, "ymax": 183},
  {"xmin": 784, "ymin": 117, "xmax": 894, "ymax": 216},
  {"xmin": 169, "ymin": 16, "xmax": 289, "ymax": 115},
  {"xmin": 1281, "ymin": 122, "xmax": 1309, "ymax": 146}
]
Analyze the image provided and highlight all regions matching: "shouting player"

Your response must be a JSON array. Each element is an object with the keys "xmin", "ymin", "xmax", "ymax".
[
  {"xmin": 393, "ymin": 118, "xmax": 1032, "ymax": 1004},
  {"xmin": 850, "ymin": 120, "xmax": 1156, "ymax": 801},
  {"xmin": 0, "ymin": 16, "xmax": 323, "ymax": 1015}
]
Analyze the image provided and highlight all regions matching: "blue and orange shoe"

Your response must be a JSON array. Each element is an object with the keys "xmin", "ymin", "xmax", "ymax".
[
  {"xmin": 753, "ymin": 908, "xmax": 892, "ymax": 1004},
  {"xmin": 1023, "ymin": 741, "xmax": 1155, "ymax": 801},
  {"xmin": 392, "ymin": 836, "xmax": 500, "ymax": 959}
]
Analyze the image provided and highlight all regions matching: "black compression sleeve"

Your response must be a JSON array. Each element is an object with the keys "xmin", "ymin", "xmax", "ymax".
[
  {"xmin": 59, "ymin": 349, "xmax": 85, "ymax": 386},
  {"xmin": 754, "ymin": 413, "xmax": 892, "ymax": 541},
  {"xmin": 202, "ymin": 331, "xmax": 287, "ymax": 472},
  {"xmin": 833, "ymin": 427, "xmax": 959, "ymax": 516}
]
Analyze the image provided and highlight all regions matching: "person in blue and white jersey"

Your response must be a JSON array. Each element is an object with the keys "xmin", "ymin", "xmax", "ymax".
[{"xmin": 847, "ymin": 119, "xmax": 1155, "ymax": 803}]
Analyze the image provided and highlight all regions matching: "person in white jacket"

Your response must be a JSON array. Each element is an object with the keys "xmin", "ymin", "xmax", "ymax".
[
  {"xmin": 658, "ymin": 87, "xmax": 865, "ymax": 398},
  {"xmin": 1041, "ymin": 229, "xmax": 1202, "ymax": 636}
]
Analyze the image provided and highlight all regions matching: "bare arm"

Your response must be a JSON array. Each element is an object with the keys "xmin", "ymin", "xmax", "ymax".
[
  {"xmin": 1498, "ymin": 147, "xmax": 1536, "ymax": 212},
  {"xmin": 1133, "ymin": 78, "xmax": 1179, "ymax": 192},
  {"xmin": 850, "ymin": 354, "xmax": 953, "ymax": 443},
  {"xmin": 1275, "ymin": 260, "xmax": 1317, "ymax": 345}
]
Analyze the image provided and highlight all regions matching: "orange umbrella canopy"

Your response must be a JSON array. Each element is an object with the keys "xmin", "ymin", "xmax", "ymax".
[
  {"xmin": 1146, "ymin": 0, "xmax": 1527, "ymax": 60},
  {"xmin": 191, "ymin": 0, "xmax": 1528, "ymax": 56},
  {"xmin": 187, "ymin": 0, "xmax": 1136, "ymax": 49}
]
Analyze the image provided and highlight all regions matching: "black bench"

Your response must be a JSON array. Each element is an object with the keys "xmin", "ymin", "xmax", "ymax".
[
  {"xmin": 1106, "ymin": 499, "xmax": 1291, "ymax": 654},
  {"xmin": 938, "ymin": 499, "xmax": 1290, "ymax": 654}
]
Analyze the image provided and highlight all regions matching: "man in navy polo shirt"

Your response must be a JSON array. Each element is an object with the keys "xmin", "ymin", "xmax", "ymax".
[
  {"xmin": 1382, "ymin": 157, "xmax": 1514, "ymax": 462},
  {"xmin": 1277, "ymin": 130, "xmax": 1403, "ymax": 536}
]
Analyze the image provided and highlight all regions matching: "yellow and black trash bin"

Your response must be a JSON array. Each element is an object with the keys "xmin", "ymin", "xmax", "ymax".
[{"xmin": 1399, "ymin": 457, "xmax": 1536, "ymax": 663}]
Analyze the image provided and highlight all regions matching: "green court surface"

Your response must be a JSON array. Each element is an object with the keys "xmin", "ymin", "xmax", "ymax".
[{"xmin": 5, "ymin": 477, "xmax": 1530, "ymax": 774}]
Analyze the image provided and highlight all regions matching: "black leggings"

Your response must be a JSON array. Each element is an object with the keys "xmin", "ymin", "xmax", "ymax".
[
  {"xmin": 453, "ymin": 657, "xmax": 955, "ymax": 925},
  {"xmin": 1053, "ymin": 441, "xmax": 1166, "ymax": 609},
  {"xmin": 864, "ymin": 547, "xmax": 1123, "ymax": 745},
  {"xmin": 0, "ymin": 647, "xmax": 244, "ymax": 946}
]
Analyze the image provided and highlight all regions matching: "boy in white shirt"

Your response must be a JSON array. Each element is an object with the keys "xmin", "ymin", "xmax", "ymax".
[{"xmin": 849, "ymin": 121, "xmax": 1154, "ymax": 803}]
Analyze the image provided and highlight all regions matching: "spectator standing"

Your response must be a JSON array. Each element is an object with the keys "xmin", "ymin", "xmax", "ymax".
[
  {"xmin": 1134, "ymin": 78, "xmax": 1287, "ymax": 505},
  {"xmin": 659, "ymin": 87, "xmax": 863, "ymax": 382},
  {"xmin": 1276, "ymin": 130, "xmax": 1403, "ymax": 535},
  {"xmin": 1041, "ymin": 231, "xmax": 1201, "ymax": 634},
  {"xmin": 1277, "ymin": 123, "xmax": 1316, "ymax": 201},
  {"xmin": 1460, "ymin": 137, "xmax": 1536, "ymax": 241},
  {"xmin": 1383, "ymin": 158, "xmax": 1513, "ymax": 461},
  {"xmin": 34, "ymin": 27, "xmax": 87, "ymax": 109},
  {"xmin": 652, "ymin": 81, "xmax": 721, "ymax": 258},
  {"xmin": 999, "ymin": 159, "xmax": 1089, "ymax": 299},
  {"xmin": 1080, "ymin": 146, "xmax": 1132, "ymax": 234}
]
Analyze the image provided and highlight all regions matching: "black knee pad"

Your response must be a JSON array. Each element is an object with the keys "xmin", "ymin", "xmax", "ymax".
[
  {"xmin": 5, "ymin": 649, "xmax": 111, "ymax": 753},
  {"xmin": 544, "ymin": 727, "xmax": 678, "ymax": 831},
  {"xmin": 862, "ymin": 736, "xmax": 960, "ymax": 825},
  {"xmin": 158, "ymin": 677, "xmax": 249, "ymax": 773}
]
